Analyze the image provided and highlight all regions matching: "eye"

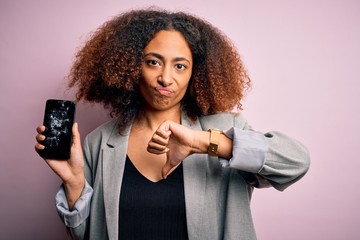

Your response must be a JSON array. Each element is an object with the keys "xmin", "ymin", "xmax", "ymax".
[
  {"xmin": 146, "ymin": 59, "xmax": 160, "ymax": 66},
  {"xmin": 175, "ymin": 64, "xmax": 186, "ymax": 70}
]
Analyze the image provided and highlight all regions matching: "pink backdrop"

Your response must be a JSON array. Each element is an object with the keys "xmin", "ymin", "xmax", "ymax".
[{"xmin": 1, "ymin": 0, "xmax": 359, "ymax": 239}]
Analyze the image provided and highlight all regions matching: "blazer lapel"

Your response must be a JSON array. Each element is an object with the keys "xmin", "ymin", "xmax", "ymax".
[
  {"xmin": 102, "ymin": 124, "xmax": 130, "ymax": 240},
  {"xmin": 101, "ymin": 114, "xmax": 208, "ymax": 239},
  {"xmin": 182, "ymin": 114, "xmax": 208, "ymax": 239}
]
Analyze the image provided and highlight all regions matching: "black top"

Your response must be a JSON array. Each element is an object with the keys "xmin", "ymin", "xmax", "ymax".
[{"xmin": 119, "ymin": 156, "xmax": 189, "ymax": 240}]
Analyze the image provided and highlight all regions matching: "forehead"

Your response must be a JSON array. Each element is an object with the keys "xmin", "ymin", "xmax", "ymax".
[{"xmin": 144, "ymin": 30, "xmax": 192, "ymax": 60}]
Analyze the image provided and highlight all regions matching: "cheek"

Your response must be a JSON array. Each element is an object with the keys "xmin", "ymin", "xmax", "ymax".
[
  {"xmin": 138, "ymin": 78, "xmax": 148, "ymax": 97},
  {"xmin": 181, "ymin": 74, "xmax": 192, "ymax": 89},
  {"xmin": 140, "ymin": 67, "xmax": 155, "ymax": 83},
  {"xmin": 139, "ymin": 71, "xmax": 154, "ymax": 87},
  {"xmin": 138, "ymin": 80, "xmax": 150, "ymax": 98},
  {"xmin": 178, "ymin": 79, "xmax": 191, "ymax": 96}
]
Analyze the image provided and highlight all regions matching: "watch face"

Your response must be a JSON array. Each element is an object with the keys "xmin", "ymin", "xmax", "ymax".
[
  {"xmin": 208, "ymin": 129, "xmax": 222, "ymax": 156},
  {"xmin": 208, "ymin": 142, "xmax": 218, "ymax": 156}
]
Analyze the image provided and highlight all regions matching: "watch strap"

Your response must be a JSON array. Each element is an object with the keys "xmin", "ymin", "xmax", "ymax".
[{"xmin": 207, "ymin": 129, "xmax": 222, "ymax": 156}]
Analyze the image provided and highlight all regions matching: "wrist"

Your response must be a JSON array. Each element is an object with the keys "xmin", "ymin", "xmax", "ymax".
[
  {"xmin": 63, "ymin": 175, "xmax": 85, "ymax": 210},
  {"xmin": 191, "ymin": 130, "xmax": 210, "ymax": 154},
  {"xmin": 206, "ymin": 129, "xmax": 233, "ymax": 159}
]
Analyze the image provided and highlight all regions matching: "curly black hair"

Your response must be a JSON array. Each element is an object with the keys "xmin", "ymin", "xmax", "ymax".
[{"xmin": 68, "ymin": 8, "xmax": 251, "ymax": 132}]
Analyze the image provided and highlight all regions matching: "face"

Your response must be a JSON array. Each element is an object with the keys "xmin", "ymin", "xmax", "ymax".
[{"xmin": 139, "ymin": 30, "xmax": 193, "ymax": 112}]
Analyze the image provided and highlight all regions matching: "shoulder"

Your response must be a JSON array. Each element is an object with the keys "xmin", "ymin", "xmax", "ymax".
[
  {"xmin": 198, "ymin": 111, "xmax": 248, "ymax": 130},
  {"xmin": 84, "ymin": 118, "xmax": 120, "ymax": 146}
]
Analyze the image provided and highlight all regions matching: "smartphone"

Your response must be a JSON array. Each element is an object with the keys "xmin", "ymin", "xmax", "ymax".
[{"xmin": 39, "ymin": 99, "xmax": 76, "ymax": 160}]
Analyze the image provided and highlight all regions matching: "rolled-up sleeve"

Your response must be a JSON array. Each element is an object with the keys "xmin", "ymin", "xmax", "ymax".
[
  {"xmin": 55, "ymin": 180, "xmax": 93, "ymax": 228},
  {"xmin": 220, "ymin": 127, "xmax": 310, "ymax": 191},
  {"xmin": 203, "ymin": 112, "xmax": 310, "ymax": 191},
  {"xmin": 219, "ymin": 127, "xmax": 268, "ymax": 173}
]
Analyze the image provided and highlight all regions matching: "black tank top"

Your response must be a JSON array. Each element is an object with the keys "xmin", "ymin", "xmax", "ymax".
[{"xmin": 119, "ymin": 155, "xmax": 189, "ymax": 240}]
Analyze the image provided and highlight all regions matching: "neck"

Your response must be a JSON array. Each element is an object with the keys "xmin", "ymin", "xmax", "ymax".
[{"xmin": 134, "ymin": 106, "xmax": 182, "ymax": 131}]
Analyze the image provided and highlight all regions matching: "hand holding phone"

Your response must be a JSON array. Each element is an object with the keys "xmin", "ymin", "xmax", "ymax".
[{"xmin": 39, "ymin": 99, "xmax": 76, "ymax": 160}]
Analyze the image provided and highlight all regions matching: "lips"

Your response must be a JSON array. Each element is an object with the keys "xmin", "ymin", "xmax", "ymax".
[{"xmin": 155, "ymin": 87, "xmax": 174, "ymax": 96}]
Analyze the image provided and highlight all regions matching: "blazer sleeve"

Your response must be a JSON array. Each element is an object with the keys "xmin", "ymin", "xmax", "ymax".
[
  {"xmin": 55, "ymin": 181, "xmax": 93, "ymax": 239},
  {"xmin": 220, "ymin": 113, "xmax": 310, "ymax": 191},
  {"xmin": 54, "ymin": 135, "xmax": 95, "ymax": 239}
]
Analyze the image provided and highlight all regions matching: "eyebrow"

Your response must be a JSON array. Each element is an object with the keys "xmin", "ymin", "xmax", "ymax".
[{"xmin": 143, "ymin": 52, "xmax": 191, "ymax": 64}]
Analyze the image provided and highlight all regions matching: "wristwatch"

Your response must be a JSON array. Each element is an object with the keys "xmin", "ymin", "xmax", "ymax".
[{"xmin": 207, "ymin": 129, "xmax": 222, "ymax": 156}]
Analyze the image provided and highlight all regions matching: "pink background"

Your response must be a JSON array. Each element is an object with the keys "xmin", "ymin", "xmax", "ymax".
[{"xmin": 1, "ymin": 0, "xmax": 359, "ymax": 239}]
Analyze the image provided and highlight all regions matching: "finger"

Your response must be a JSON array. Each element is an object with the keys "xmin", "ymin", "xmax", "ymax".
[
  {"xmin": 161, "ymin": 156, "xmax": 180, "ymax": 179},
  {"xmin": 147, "ymin": 142, "xmax": 168, "ymax": 151},
  {"xmin": 151, "ymin": 133, "xmax": 170, "ymax": 145},
  {"xmin": 147, "ymin": 128, "xmax": 170, "ymax": 154},
  {"xmin": 161, "ymin": 162, "xmax": 172, "ymax": 179},
  {"xmin": 36, "ymin": 133, "xmax": 45, "ymax": 143},
  {"xmin": 156, "ymin": 128, "xmax": 172, "ymax": 138},
  {"xmin": 161, "ymin": 161, "xmax": 179, "ymax": 179},
  {"xmin": 150, "ymin": 130, "xmax": 171, "ymax": 147},
  {"xmin": 34, "ymin": 143, "xmax": 45, "ymax": 154},
  {"xmin": 36, "ymin": 125, "xmax": 45, "ymax": 134},
  {"xmin": 147, "ymin": 143, "xmax": 169, "ymax": 154},
  {"xmin": 71, "ymin": 122, "xmax": 81, "ymax": 148}
]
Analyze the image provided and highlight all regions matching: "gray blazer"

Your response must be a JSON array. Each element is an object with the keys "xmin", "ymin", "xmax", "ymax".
[{"xmin": 56, "ymin": 112, "xmax": 310, "ymax": 240}]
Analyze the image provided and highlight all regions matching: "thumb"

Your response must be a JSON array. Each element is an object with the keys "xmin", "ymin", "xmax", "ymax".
[
  {"xmin": 72, "ymin": 122, "xmax": 81, "ymax": 148},
  {"xmin": 161, "ymin": 162, "xmax": 172, "ymax": 179},
  {"xmin": 161, "ymin": 151, "xmax": 179, "ymax": 179},
  {"xmin": 161, "ymin": 151, "xmax": 174, "ymax": 179}
]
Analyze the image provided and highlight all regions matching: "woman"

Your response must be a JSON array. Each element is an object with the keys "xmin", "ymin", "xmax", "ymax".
[{"xmin": 35, "ymin": 8, "xmax": 310, "ymax": 240}]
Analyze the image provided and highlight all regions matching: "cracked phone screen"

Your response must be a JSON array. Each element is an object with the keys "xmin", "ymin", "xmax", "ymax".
[{"xmin": 40, "ymin": 99, "xmax": 76, "ymax": 159}]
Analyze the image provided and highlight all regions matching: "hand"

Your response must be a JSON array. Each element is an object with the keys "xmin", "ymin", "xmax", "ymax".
[
  {"xmin": 147, "ymin": 120, "xmax": 197, "ymax": 179},
  {"xmin": 35, "ymin": 122, "xmax": 85, "ymax": 208}
]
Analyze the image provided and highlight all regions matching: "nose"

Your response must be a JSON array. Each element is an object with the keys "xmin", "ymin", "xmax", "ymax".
[{"xmin": 157, "ymin": 66, "xmax": 172, "ymax": 87}]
